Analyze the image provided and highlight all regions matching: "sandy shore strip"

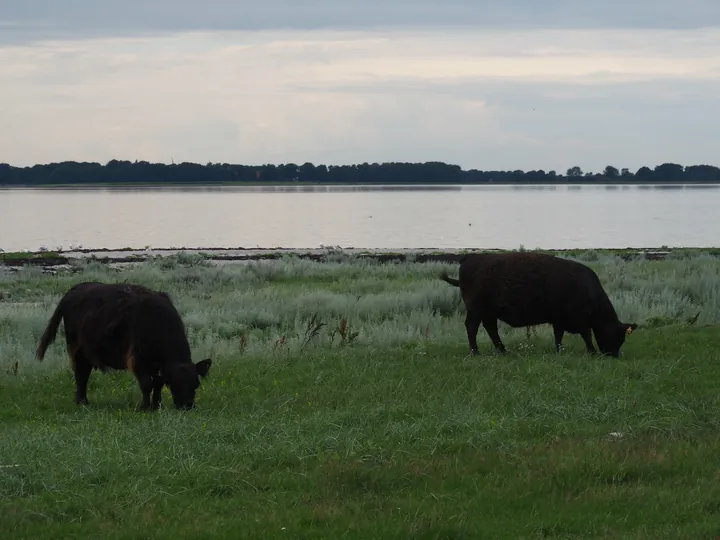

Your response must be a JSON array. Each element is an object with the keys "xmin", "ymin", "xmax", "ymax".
[{"xmin": 3, "ymin": 245, "xmax": 718, "ymax": 269}]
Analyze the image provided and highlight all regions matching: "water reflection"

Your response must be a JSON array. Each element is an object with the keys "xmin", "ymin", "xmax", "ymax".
[
  {"xmin": 0, "ymin": 184, "xmax": 470, "ymax": 194},
  {"xmin": 4, "ymin": 182, "xmax": 716, "ymax": 194}
]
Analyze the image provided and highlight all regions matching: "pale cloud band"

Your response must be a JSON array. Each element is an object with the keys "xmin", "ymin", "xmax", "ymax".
[{"xmin": 1, "ymin": 6, "xmax": 719, "ymax": 172}]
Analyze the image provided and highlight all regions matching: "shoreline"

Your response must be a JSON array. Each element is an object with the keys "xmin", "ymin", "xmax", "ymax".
[
  {"xmin": 2, "ymin": 246, "xmax": 719, "ymax": 269},
  {"xmin": 3, "ymin": 181, "xmax": 720, "ymax": 189}
]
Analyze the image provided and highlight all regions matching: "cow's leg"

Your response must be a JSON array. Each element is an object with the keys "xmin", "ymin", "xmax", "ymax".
[
  {"xmin": 553, "ymin": 324, "xmax": 565, "ymax": 353},
  {"xmin": 464, "ymin": 310, "xmax": 482, "ymax": 355},
  {"xmin": 151, "ymin": 374, "xmax": 164, "ymax": 410},
  {"xmin": 580, "ymin": 328, "xmax": 596, "ymax": 354},
  {"xmin": 134, "ymin": 369, "xmax": 155, "ymax": 411},
  {"xmin": 72, "ymin": 350, "xmax": 92, "ymax": 405},
  {"xmin": 483, "ymin": 318, "xmax": 506, "ymax": 353}
]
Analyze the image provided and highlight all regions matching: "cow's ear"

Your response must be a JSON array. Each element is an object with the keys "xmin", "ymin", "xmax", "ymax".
[
  {"xmin": 195, "ymin": 358, "xmax": 212, "ymax": 378},
  {"xmin": 624, "ymin": 323, "xmax": 638, "ymax": 335}
]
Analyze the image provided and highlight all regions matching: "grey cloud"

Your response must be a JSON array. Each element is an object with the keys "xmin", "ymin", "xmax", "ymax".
[
  {"xmin": 279, "ymin": 77, "xmax": 720, "ymax": 171},
  {"xmin": 2, "ymin": 16, "xmax": 718, "ymax": 171},
  {"xmin": 6, "ymin": 73, "xmax": 717, "ymax": 171},
  {"xmin": 2, "ymin": 0, "xmax": 720, "ymax": 44}
]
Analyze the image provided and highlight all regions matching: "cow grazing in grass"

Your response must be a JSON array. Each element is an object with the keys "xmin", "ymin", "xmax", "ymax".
[
  {"xmin": 440, "ymin": 252, "xmax": 637, "ymax": 357},
  {"xmin": 35, "ymin": 282, "xmax": 212, "ymax": 410}
]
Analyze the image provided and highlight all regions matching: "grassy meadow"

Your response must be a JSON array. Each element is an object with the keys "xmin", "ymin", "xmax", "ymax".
[{"xmin": 1, "ymin": 250, "xmax": 720, "ymax": 539}]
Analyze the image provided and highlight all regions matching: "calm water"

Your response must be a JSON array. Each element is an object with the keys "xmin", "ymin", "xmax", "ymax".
[{"xmin": 0, "ymin": 184, "xmax": 718, "ymax": 252}]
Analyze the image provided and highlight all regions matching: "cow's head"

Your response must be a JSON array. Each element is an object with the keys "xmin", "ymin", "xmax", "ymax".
[
  {"xmin": 595, "ymin": 322, "xmax": 638, "ymax": 357},
  {"xmin": 165, "ymin": 358, "xmax": 212, "ymax": 410}
]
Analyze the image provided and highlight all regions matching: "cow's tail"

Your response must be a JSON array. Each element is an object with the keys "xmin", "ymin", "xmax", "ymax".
[
  {"xmin": 439, "ymin": 271, "xmax": 461, "ymax": 287},
  {"xmin": 35, "ymin": 297, "xmax": 66, "ymax": 361}
]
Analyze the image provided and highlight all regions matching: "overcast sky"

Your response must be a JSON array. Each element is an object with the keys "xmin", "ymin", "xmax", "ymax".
[{"xmin": 2, "ymin": 1, "xmax": 719, "ymax": 172}]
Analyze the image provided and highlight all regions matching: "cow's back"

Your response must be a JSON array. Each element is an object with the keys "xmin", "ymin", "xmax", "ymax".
[
  {"xmin": 458, "ymin": 252, "xmax": 601, "ymax": 327},
  {"xmin": 62, "ymin": 283, "xmax": 184, "ymax": 371}
]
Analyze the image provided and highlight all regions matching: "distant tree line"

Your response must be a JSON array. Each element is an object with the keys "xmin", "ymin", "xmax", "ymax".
[{"xmin": 1, "ymin": 160, "xmax": 719, "ymax": 186}]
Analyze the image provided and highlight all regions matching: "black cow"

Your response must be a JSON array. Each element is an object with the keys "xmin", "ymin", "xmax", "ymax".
[
  {"xmin": 440, "ymin": 252, "xmax": 637, "ymax": 356},
  {"xmin": 35, "ymin": 281, "xmax": 212, "ymax": 410}
]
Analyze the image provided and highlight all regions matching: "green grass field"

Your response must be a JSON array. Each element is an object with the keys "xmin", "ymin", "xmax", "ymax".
[{"xmin": 1, "ymin": 252, "xmax": 719, "ymax": 539}]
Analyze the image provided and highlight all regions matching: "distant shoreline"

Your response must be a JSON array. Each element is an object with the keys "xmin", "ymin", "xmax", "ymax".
[
  {"xmin": 3, "ymin": 181, "xmax": 720, "ymax": 189},
  {"xmin": 2, "ymin": 246, "xmax": 719, "ymax": 268},
  {"xmin": 2, "ymin": 160, "xmax": 719, "ymax": 186}
]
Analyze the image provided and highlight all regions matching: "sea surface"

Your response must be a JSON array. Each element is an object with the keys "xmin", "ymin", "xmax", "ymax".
[{"xmin": 0, "ymin": 184, "xmax": 717, "ymax": 252}]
